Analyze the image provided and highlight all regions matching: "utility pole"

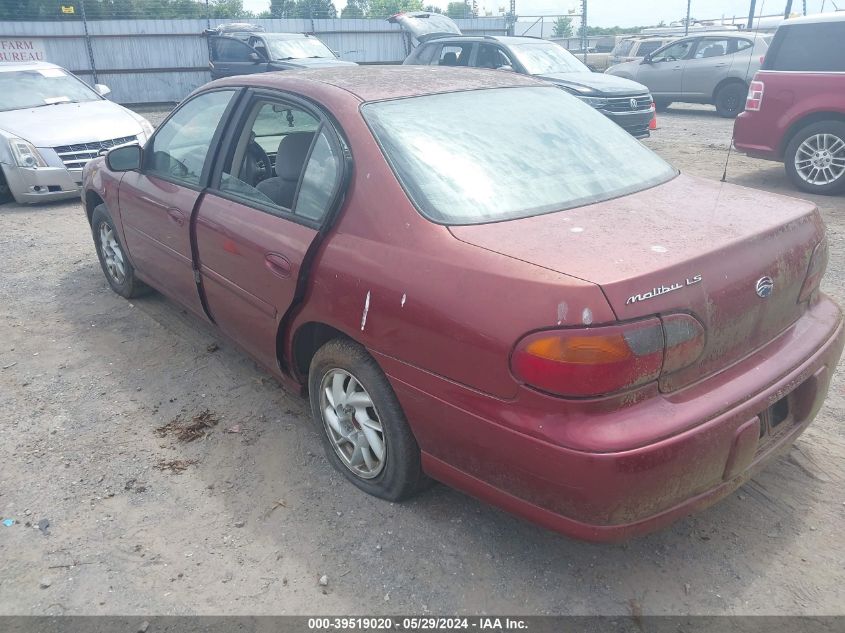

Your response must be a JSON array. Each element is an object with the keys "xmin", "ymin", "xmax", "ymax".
[
  {"xmin": 581, "ymin": 0, "xmax": 588, "ymax": 64},
  {"xmin": 747, "ymin": 0, "xmax": 757, "ymax": 29},
  {"xmin": 685, "ymin": 0, "xmax": 691, "ymax": 35},
  {"xmin": 784, "ymin": 0, "xmax": 794, "ymax": 18}
]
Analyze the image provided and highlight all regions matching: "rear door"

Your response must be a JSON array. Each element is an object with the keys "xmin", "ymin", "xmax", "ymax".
[
  {"xmin": 683, "ymin": 37, "xmax": 754, "ymax": 98},
  {"xmin": 194, "ymin": 92, "xmax": 346, "ymax": 371},
  {"xmin": 119, "ymin": 89, "xmax": 239, "ymax": 318},
  {"xmin": 209, "ymin": 36, "xmax": 267, "ymax": 79},
  {"xmin": 636, "ymin": 38, "xmax": 697, "ymax": 97}
]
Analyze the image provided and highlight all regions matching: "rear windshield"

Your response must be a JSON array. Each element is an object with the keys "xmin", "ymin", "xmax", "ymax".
[
  {"xmin": 764, "ymin": 22, "xmax": 845, "ymax": 72},
  {"xmin": 362, "ymin": 87, "xmax": 677, "ymax": 225}
]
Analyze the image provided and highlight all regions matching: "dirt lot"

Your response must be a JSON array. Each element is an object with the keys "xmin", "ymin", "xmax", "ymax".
[{"xmin": 1, "ymin": 104, "xmax": 844, "ymax": 616}]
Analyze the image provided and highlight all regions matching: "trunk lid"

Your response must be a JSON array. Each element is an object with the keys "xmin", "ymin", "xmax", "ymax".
[
  {"xmin": 449, "ymin": 175, "xmax": 824, "ymax": 392},
  {"xmin": 388, "ymin": 11, "xmax": 463, "ymax": 44}
]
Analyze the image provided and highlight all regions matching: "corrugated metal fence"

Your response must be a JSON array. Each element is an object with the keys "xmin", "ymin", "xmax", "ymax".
[{"xmin": 1, "ymin": 17, "xmax": 508, "ymax": 104}]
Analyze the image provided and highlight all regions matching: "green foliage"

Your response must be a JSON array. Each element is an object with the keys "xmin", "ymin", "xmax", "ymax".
[
  {"xmin": 552, "ymin": 15, "xmax": 572, "ymax": 37},
  {"xmin": 366, "ymin": 0, "xmax": 422, "ymax": 18},
  {"xmin": 445, "ymin": 1, "xmax": 470, "ymax": 18},
  {"xmin": 340, "ymin": 0, "xmax": 367, "ymax": 18}
]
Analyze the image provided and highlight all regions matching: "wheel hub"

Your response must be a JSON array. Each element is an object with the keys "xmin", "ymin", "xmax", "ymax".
[
  {"xmin": 795, "ymin": 133, "xmax": 845, "ymax": 186},
  {"xmin": 319, "ymin": 368, "xmax": 386, "ymax": 479}
]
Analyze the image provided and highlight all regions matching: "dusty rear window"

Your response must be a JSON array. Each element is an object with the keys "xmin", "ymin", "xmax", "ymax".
[{"xmin": 362, "ymin": 86, "xmax": 676, "ymax": 225}]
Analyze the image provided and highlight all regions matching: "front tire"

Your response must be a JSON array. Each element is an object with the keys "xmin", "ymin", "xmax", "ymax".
[
  {"xmin": 0, "ymin": 166, "xmax": 12, "ymax": 205},
  {"xmin": 714, "ymin": 82, "xmax": 746, "ymax": 118},
  {"xmin": 784, "ymin": 121, "xmax": 845, "ymax": 195},
  {"xmin": 91, "ymin": 204, "xmax": 148, "ymax": 298},
  {"xmin": 308, "ymin": 338, "xmax": 428, "ymax": 501}
]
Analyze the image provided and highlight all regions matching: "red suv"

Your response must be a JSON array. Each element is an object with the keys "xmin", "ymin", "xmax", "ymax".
[{"xmin": 733, "ymin": 13, "xmax": 845, "ymax": 194}]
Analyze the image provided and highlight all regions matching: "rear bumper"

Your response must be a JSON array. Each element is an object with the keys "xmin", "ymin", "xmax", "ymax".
[
  {"xmin": 1, "ymin": 163, "xmax": 82, "ymax": 204},
  {"xmin": 380, "ymin": 296, "xmax": 843, "ymax": 542},
  {"xmin": 733, "ymin": 111, "xmax": 781, "ymax": 161}
]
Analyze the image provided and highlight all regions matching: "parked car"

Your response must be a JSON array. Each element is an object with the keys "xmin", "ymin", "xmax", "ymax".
[
  {"xmin": 206, "ymin": 23, "xmax": 356, "ymax": 80},
  {"xmin": 392, "ymin": 12, "xmax": 655, "ymax": 138},
  {"xmin": 566, "ymin": 47, "xmax": 613, "ymax": 72},
  {"xmin": 733, "ymin": 12, "xmax": 845, "ymax": 194},
  {"xmin": 606, "ymin": 32, "xmax": 769, "ymax": 117},
  {"xmin": 609, "ymin": 35, "xmax": 677, "ymax": 66},
  {"xmin": 82, "ymin": 66, "xmax": 843, "ymax": 541},
  {"xmin": 0, "ymin": 61, "xmax": 153, "ymax": 205}
]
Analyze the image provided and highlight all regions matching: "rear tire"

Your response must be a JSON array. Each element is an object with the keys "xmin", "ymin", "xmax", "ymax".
[
  {"xmin": 784, "ymin": 121, "xmax": 845, "ymax": 195},
  {"xmin": 714, "ymin": 82, "xmax": 746, "ymax": 118},
  {"xmin": 91, "ymin": 204, "xmax": 148, "ymax": 298},
  {"xmin": 308, "ymin": 338, "xmax": 429, "ymax": 502}
]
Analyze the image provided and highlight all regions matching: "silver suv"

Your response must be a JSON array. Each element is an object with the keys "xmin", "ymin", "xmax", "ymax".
[
  {"xmin": 609, "ymin": 36, "xmax": 676, "ymax": 66},
  {"xmin": 606, "ymin": 32, "xmax": 769, "ymax": 117}
]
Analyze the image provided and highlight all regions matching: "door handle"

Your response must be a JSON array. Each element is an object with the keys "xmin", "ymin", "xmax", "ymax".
[
  {"xmin": 167, "ymin": 208, "xmax": 185, "ymax": 226},
  {"xmin": 265, "ymin": 253, "xmax": 292, "ymax": 278}
]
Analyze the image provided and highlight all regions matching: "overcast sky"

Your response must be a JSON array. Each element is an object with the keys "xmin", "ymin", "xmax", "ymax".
[{"xmin": 242, "ymin": 0, "xmax": 837, "ymax": 25}]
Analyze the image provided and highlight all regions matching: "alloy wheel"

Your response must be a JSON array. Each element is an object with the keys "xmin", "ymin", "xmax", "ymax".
[
  {"xmin": 98, "ymin": 222, "xmax": 126, "ymax": 284},
  {"xmin": 794, "ymin": 133, "xmax": 845, "ymax": 186},
  {"xmin": 319, "ymin": 368, "xmax": 386, "ymax": 479}
]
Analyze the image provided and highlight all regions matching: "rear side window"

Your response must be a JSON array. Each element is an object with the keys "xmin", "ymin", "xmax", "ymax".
[
  {"xmin": 635, "ymin": 41, "xmax": 662, "ymax": 57},
  {"xmin": 765, "ymin": 23, "xmax": 845, "ymax": 72},
  {"xmin": 612, "ymin": 40, "xmax": 634, "ymax": 57}
]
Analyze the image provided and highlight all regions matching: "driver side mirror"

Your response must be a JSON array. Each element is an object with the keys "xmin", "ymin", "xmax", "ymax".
[
  {"xmin": 641, "ymin": 54, "xmax": 653, "ymax": 64},
  {"xmin": 94, "ymin": 83, "xmax": 111, "ymax": 97},
  {"xmin": 106, "ymin": 144, "xmax": 142, "ymax": 172},
  {"xmin": 497, "ymin": 64, "xmax": 514, "ymax": 72}
]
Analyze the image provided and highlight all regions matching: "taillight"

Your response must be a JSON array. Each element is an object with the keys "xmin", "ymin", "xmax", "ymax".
[
  {"xmin": 746, "ymin": 80, "xmax": 764, "ymax": 111},
  {"xmin": 799, "ymin": 239, "xmax": 829, "ymax": 303},
  {"xmin": 511, "ymin": 314, "xmax": 705, "ymax": 398}
]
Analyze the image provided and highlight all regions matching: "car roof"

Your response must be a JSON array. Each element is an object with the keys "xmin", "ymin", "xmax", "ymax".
[
  {"xmin": 428, "ymin": 35, "xmax": 549, "ymax": 45},
  {"xmin": 210, "ymin": 65, "xmax": 544, "ymax": 103},
  {"xmin": 0, "ymin": 61, "xmax": 63, "ymax": 73},
  {"xmin": 782, "ymin": 11, "xmax": 845, "ymax": 25}
]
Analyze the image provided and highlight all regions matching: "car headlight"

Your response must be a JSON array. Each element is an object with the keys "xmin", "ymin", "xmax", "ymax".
[
  {"xmin": 9, "ymin": 137, "xmax": 47, "ymax": 168},
  {"xmin": 576, "ymin": 96, "xmax": 609, "ymax": 108}
]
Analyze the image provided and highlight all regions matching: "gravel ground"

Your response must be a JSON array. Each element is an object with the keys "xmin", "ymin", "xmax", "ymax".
[{"xmin": 1, "ymin": 104, "xmax": 844, "ymax": 616}]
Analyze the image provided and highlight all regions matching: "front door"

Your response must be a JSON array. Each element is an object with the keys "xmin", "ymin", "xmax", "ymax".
[
  {"xmin": 120, "ymin": 89, "xmax": 238, "ymax": 317},
  {"xmin": 209, "ymin": 37, "xmax": 268, "ymax": 79},
  {"xmin": 195, "ymin": 95, "xmax": 345, "ymax": 371},
  {"xmin": 636, "ymin": 38, "xmax": 697, "ymax": 97}
]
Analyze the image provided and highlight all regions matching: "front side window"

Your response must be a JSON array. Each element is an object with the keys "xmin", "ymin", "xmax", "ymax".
[
  {"xmin": 218, "ymin": 100, "xmax": 339, "ymax": 221},
  {"xmin": 0, "ymin": 68, "xmax": 100, "ymax": 112},
  {"xmin": 363, "ymin": 87, "xmax": 676, "ymax": 225},
  {"xmin": 476, "ymin": 44, "xmax": 514, "ymax": 69},
  {"xmin": 146, "ymin": 90, "xmax": 235, "ymax": 186},
  {"xmin": 651, "ymin": 39, "xmax": 695, "ymax": 62},
  {"xmin": 508, "ymin": 42, "xmax": 589, "ymax": 75},
  {"xmin": 765, "ymin": 23, "xmax": 845, "ymax": 72},
  {"xmin": 211, "ymin": 37, "xmax": 255, "ymax": 62}
]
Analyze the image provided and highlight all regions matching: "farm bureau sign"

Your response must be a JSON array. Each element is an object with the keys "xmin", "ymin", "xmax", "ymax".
[{"xmin": 0, "ymin": 38, "xmax": 47, "ymax": 63}]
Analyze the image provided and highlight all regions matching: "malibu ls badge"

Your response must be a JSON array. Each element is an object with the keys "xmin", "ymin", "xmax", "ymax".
[{"xmin": 626, "ymin": 274, "xmax": 703, "ymax": 305}]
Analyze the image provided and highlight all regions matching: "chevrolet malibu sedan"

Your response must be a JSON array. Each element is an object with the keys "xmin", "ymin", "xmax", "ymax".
[
  {"xmin": 0, "ymin": 61, "xmax": 154, "ymax": 205},
  {"xmin": 82, "ymin": 67, "xmax": 843, "ymax": 541}
]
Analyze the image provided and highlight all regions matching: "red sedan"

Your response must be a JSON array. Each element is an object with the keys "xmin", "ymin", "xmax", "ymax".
[{"xmin": 82, "ymin": 67, "xmax": 843, "ymax": 541}]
